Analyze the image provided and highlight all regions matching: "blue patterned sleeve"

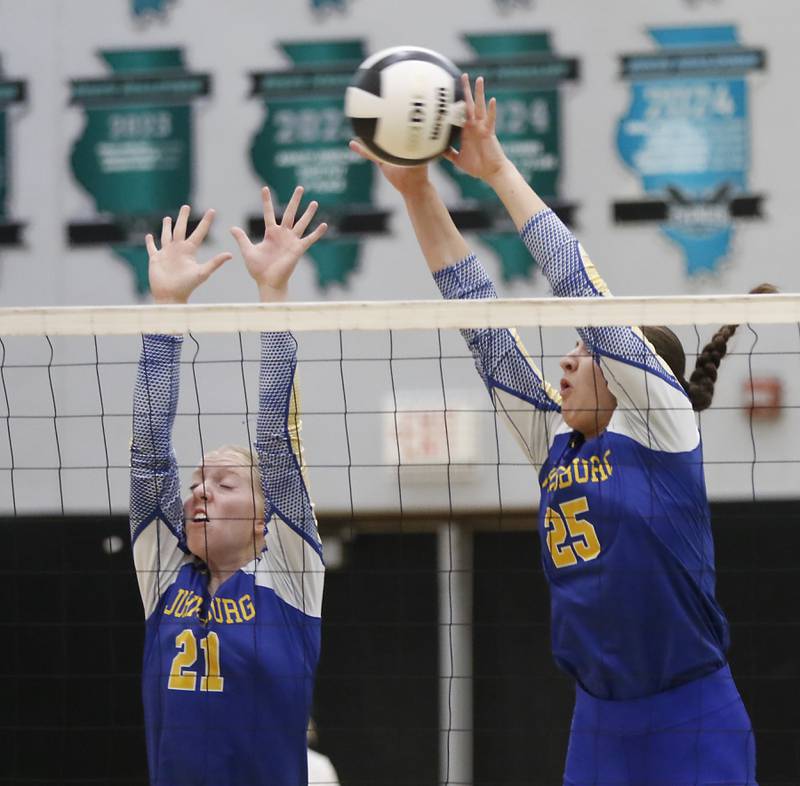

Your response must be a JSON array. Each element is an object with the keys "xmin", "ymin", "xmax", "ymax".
[
  {"xmin": 433, "ymin": 255, "xmax": 563, "ymax": 467},
  {"xmin": 433, "ymin": 254, "xmax": 561, "ymax": 413},
  {"xmin": 520, "ymin": 209, "xmax": 686, "ymax": 392},
  {"xmin": 130, "ymin": 334, "xmax": 185, "ymax": 545},
  {"xmin": 130, "ymin": 334, "xmax": 190, "ymax": 617},
  {"xmin": 256, "ymin": 332, "xmax": 321, "ymax": 557},
  {"xmin": 519, "ymin": 209, "xmax": 697, "ymax": 452}
]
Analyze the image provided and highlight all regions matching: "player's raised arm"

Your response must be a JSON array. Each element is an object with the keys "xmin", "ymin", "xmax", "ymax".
[
  {"xmin": 130, "ymin": 206, "xmax": 232, "ymax": 616},
  {"xmin": 349, "ymin": 140, "xmax": 563, "ymax": 468},
  {"xmin": 448, "ymin": 75, "xmax": 696, "ymax": 452},
  {"xmin": 519, "ymin": 208, "xmax": 696, "ymax": 451},
  {"xmin": 443, "ymin": 75, "xmax": 549, "ymax": 230},
  {"xmin": 231, "ymin": 186, "xmax": 326, "ymax": 615}
]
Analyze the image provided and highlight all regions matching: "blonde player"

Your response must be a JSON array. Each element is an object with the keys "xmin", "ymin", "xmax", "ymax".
[{"xmin": 131, "ymin": 188, "xmax": 327, "ymax": 786}]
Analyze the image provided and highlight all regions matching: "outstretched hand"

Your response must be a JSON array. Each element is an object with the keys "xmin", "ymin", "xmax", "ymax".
[
  {"xmin": 348, "ymin": 139, "xmax": 430, "ymax": 197},
  {"xmin": 146, "ymin": 206, "xmax": 232, "ymax": 304},
  {"xmin": 230, "ymin": 186, "xmax": 327, "ymax": 303},
  {"xmin": 443, "ymin": 75, "xmax": 508, "ymax": 183}
]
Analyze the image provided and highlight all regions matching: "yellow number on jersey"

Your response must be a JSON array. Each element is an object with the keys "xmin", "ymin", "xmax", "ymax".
[
  {"xmin": 168, "ymin": 630, "xmax": 224, "ymax": 693},
  {"xmin": 544, "ymin": 496, "xmax": 601, "ymax": 568},
  {"xmin": 168, "ymin": 629, "xmax": 198, "ymax": 691},
  {"xmin": 544, "ymin": 507, "xmax": 578, "ymax": 568},
  {"xmin": 200, "ymin": 632, "xmax": 224, "ymax": 692}
]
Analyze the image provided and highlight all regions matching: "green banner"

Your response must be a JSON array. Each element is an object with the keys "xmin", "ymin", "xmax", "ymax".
[
  {"xmin": 311, "ymin": 0, "xmax": 348, "ymax": 10},
  {"xmin": 0, "ymin": 81, "xmax": 26, "ymax": 107},
  {"xmin": 69, "ymin": 48, "xmax": 208, "ymax": 294},
  {"xmin": 442, "ymin": 32, "xmax": 578, "ymax": 282},
  {"xmin": 132, "ymin": 0, "xmax": 173, "ymax": 16},
  {"xmin": 250, "ymin": 40, "xmax": 375, "ymax": 289},
  {"xmin": 0, "ymin": 68, "xmax": 27, "ymax": 238},
  {"xmin": 71, "ymin": 102, "xmax": 191, "ymax": 216},
  {"xmin": 0, "ymin": 111, "xmax": 6, "ymax": 221}
]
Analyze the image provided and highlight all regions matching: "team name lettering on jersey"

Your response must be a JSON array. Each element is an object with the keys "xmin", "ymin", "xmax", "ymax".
[
  {"xmin": 541, "ymin": 450, "xmax": 613, "ymax": 493},
  {"xmin": 163, "ymin": 589, "xmax": 256, "ymax": 624}
]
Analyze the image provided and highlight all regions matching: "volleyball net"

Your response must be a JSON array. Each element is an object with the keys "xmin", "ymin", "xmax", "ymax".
[{"xmin": 1, "ymin": 294, "xmax": 799, "ymax": 785}]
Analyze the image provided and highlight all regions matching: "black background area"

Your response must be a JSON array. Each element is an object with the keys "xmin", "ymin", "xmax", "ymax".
[{"xmin": 0, "ymin": 503, "xmax": 798, "ymax": 785}]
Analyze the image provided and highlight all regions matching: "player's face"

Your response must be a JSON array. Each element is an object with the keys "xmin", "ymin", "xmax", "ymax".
[
  {"xmin": 183, "ymin": 450, "xmax": 264, "ymax": 569},
  {"xmin": 559, "ymin": 341, "xmax": 617, "ymax": 438}
]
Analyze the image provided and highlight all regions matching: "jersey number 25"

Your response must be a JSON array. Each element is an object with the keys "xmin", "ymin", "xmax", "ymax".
[{"xmin": 544, "ymin": 496, "xmax": 601, "ymax": 568}]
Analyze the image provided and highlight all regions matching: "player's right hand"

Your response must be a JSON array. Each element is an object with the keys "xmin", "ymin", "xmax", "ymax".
[
  {"xmin": 348, "ymin": 139, "xmax": 430, "ymax": 197},
  {"xmin": 443, "ymin": 75, "xmax": 509, "ymax": 185},
  {"xmin": 145, "ymin": 206, "xmax": 232, "ymax": 305}
]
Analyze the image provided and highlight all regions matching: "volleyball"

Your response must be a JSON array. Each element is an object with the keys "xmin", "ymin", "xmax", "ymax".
[{"xmin": 344, "ymin": 46, "xmax": 466, "ymax": 166}]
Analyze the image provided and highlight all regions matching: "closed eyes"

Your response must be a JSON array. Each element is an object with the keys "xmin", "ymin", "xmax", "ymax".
[{"xmin": 188, "ymin": 479, "xmax": 237, "ymax": 491}]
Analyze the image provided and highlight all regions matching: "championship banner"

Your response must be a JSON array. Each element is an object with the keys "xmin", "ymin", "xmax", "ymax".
[
  {"xmin": 493, "ymin": 0, "xmax": 534, "ymax": 11},
  {"xmin": 615, "ymin": 26, "xmax": 765, "ymax": 275},
  {"xmin": 249, "ymin": 40, "xmax": 386, "ymax": 289},
  {"xmin": 310, "ymin": 0, "xmax": 347, "ymax": 11},
  {"xmin": 68, "ymin": 49, "xmax": 210, "ymax": 294},
  {"xmin": 131, "ymin": 0, "xmax": 174, "ymax": 16},
  {"xmin": 444, "ymin": 32, "xmax": 578, "ymax": 282},
  {"xmin": 0, "ymin": 58, "xmax": 26, "ymax": 247}
]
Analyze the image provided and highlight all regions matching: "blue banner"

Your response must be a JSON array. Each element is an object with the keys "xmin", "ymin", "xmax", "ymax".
[{"xmin": 615, "ymin": 26, "xmax": 765, "ymax": 275}]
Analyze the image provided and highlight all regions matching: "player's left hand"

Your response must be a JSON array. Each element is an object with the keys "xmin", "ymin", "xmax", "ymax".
[
  {"xmin": 230, "ymin": 186, "xmax": 328, "ymax": 303},
  {"xmin": 443, "ymin": 75, "xmax": 509, "ymax": 183}
]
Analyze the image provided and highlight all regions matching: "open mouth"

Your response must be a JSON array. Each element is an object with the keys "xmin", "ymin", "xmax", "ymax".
[{"xmin": 560, "ymin": 378, "xmax": 572, "ymax": 396}]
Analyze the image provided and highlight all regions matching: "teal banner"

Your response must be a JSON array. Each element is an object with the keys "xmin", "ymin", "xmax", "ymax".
[
  {"xmin": 132, "ymin": 0, "xmax": 174, "ymax": 16},
  {"xmin": 444, "ymin": 32, "xmax": 578, "ymax": 282},
  {"xmin": 494, "ymin": 0, "xmax": 534, "ymax": 10},
  {"xmin": 71, "ymin": 103, "xmax": 191, "ymax": 216},
  {"xmin": 0, "ymin": 61, "xmax": 27, "ymax": 245},
  {"xmin": 250, "ymin": 40, "xmax": 383, "ymax": 289},
  {"xmin": 68, "ymin": 49, "xmax": 210, "ymax": 294},
  {"xmin": 311, "ymin": 0, "xmax": 348, "ymax": 11},
  {"xmin": 0, "ymin": 110, "xmax": 6, "ymax": 220}
]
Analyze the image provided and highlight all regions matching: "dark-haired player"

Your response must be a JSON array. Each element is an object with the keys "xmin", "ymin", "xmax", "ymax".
[{"xmin": 351, "ymin": 75, "xmax": 764, "ymax": 785}]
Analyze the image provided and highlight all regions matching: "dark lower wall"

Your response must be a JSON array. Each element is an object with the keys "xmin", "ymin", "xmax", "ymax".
[
  {"xmin": 1, "ymin": 502, "xmax": 798, "ymax": 785},
  {"xmin": 0, "ymin": 520, "xmax": 440, "ymax": 786},
  {"xmin": 313, "ymin": 533, "xmax": 439, "ymax": 786},
  {"xmin": 0, "ymin": 515, "xmax": 147, "ymax": 784}
]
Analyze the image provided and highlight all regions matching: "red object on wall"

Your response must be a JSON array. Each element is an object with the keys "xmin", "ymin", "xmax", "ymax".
[{"xmin": 743, "ymin": 376, "xmax": 783, "ymax": 420}]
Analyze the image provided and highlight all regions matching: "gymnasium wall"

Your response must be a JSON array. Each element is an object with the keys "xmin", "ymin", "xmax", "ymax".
[{"xmin": 0, "ymin": 0, "xmax": 798, "ymax": 515}]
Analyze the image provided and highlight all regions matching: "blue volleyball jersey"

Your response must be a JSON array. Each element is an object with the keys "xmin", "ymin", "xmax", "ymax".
[
  {"xmin": 130, "ymin": 332, "xmax": 323, "ymax": 786},
  {"xmin": 433, "ymin": 209, "xmax": 729, "ymax": 701}
]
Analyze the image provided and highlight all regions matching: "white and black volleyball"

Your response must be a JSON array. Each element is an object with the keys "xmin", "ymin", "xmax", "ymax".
[{"xmin": 345, "ymin": 46, "xmax": 466, "ymax": 166}]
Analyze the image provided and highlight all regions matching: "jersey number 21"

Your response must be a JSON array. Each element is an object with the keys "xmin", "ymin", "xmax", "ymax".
[{"xmin": 168, "ymin": 629, "xmax": 224, "ymax": 692}]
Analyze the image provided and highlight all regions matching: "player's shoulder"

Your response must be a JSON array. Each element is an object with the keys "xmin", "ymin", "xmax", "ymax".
[{"xmin": 606, "ymin": 409, "xmax": 700, "ymax": 454}]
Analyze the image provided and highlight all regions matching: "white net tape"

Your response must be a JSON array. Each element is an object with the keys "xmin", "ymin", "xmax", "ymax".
[{"xmin": 1, "ymin": 293, "xmax": 799, "ymax": 335}]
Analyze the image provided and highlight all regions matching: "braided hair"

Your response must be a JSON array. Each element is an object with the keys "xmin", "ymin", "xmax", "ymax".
[{"xmin": 642, "ymin": 283, "xmax": 777, "ymax": 413}]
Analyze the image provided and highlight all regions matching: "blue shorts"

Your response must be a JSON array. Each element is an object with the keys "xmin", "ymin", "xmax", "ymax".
[{"xmin": 564, "ymin": 665, "xmax": 757, "ymax": 786}]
